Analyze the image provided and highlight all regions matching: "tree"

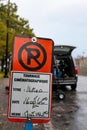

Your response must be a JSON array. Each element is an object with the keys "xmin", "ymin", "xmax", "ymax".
[
  {"xmin": 0, "ymin": 20, "xmax": 6, "ymax": 59},
  {"xmin": 0, "ymin": 2, "xmax": 35, "ymax": 60}
]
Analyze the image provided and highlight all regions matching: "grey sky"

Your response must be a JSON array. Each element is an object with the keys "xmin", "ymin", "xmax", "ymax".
[{"xmin": 5, "ymin": 0, "xmax": 87, "ymax": 57}]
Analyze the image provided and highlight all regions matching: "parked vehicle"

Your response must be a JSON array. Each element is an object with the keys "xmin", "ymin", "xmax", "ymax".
[{"xmin": 53, "ymin": 45, "xmax": 78, "ymax": 92}]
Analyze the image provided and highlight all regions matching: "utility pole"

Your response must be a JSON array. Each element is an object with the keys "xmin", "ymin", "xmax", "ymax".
[{"xmin": 4, "ymin": 0, "xmax": 10, "ymax": 77}]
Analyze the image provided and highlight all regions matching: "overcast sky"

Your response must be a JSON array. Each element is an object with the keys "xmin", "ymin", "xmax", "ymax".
[{"xmin": 4, "ymin": 0, "xmax": 87, "ymax": 57}]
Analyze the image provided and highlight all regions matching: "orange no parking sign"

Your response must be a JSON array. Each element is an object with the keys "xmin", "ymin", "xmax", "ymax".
[
  {"xmin": 8, "ymin": 36, "xmax": 54, "ymax": 123},
  {"xmin": 12, "ymin": 36, "xmax": 54, "ymax": 73}
]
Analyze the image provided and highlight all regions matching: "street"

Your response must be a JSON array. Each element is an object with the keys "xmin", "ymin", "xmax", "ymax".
[
  {"xmin": 52, "ymin": 75, "xmax": 87, "ymax": 130},
  {"xmin": 0, "ymin": 76, "xmax": 87, "ymax": 130}
]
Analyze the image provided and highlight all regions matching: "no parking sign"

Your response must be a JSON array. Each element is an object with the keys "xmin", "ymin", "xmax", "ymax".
[
  {"xmin": 8, "ymin": 36, "xmax": 54, "ymax": 123},
  {"xmin": 12, "ymin": 36, "xmax": 54, "ymax": 72}
]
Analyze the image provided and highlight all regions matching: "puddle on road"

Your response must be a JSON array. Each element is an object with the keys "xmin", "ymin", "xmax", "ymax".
[
  {"xmin": 53, "ymin": 104, "xmax": 79, "ymax": 113},
  {"xmin": 52, "ymin": 89, "xmax": 87, "ymax": 130}
]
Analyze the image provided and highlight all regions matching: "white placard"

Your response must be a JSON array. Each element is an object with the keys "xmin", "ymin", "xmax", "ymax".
[{"xmin": 9, "ymin": 71, "xmax": 52, "ymax": 119}]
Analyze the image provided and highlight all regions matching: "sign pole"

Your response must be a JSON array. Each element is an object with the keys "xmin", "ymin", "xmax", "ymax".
[
  {"xmin": 25, "ymin": 122, "xmax": 33, "ymax": 130},
  {"xmin": 25, "ymin": 118, "xmax": 33, "ymax": 130}
]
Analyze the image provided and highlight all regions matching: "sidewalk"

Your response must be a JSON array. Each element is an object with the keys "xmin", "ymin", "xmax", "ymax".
[{"xmin": 0, "ymin": 78, "xmax": 45, "ymax": 130}]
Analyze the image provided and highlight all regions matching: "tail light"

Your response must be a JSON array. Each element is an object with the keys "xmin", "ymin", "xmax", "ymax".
[{"xmin": 74, "ymin": 66, "xmax": 78, "ymax": 74}]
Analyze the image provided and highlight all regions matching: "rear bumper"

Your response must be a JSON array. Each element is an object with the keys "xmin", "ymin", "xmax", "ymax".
[{"xmin": 53, "ymin": 77, "xmax": 78, "ymax": 85}]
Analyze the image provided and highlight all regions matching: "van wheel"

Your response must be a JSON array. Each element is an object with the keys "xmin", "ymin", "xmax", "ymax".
[
  {"xmin": 57, "ymin": 91, "xmax": 65, "ymax": 100},
  {"xmin": 71, "ymin": 84, "xmax": 77, "ymax": 91}
]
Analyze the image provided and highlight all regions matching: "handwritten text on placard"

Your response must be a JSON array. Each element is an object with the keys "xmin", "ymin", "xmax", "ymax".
[{"xmin": 10, "ymin": 72, "xmax": 51, "ymax": 119}]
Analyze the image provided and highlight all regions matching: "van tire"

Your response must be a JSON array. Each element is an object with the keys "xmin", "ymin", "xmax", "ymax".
[
  {"xmin": 71, "ymin": 84, "xmax": 77, "ymax": 91},
  {"xmin": 57, "ymin": 91, "xmax": 65, "ymax": 100}
]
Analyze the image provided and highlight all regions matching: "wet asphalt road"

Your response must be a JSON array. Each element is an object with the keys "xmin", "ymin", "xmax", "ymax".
[
  {"xmin": 0, "ymin": 75, "xmax": 87, "ymax": 130},
  {"xmin": 52, "ymin": 75, "xmax": 87, "ymax": 130}
]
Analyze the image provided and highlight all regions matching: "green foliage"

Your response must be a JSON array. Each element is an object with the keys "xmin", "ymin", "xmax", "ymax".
[
  {"xmin": 0, "ymin": 20, "xmax": 6, "ymax": 59},
  {"xmin": 0, "ymin": 71, "xmax": 4, "ymax": 78},
  {"xmin": 0, "ymin": 2, "xmax": 35, "ymax": 60}
]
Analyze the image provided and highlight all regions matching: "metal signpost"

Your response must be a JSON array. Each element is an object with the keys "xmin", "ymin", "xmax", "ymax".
[
  {"xmin": 25, "ymin": 122, "xmax": 33, "ymax": 130},
  {"xmin": 8, "ymin": 36, "xmax": 54, "ymax": 130}
]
